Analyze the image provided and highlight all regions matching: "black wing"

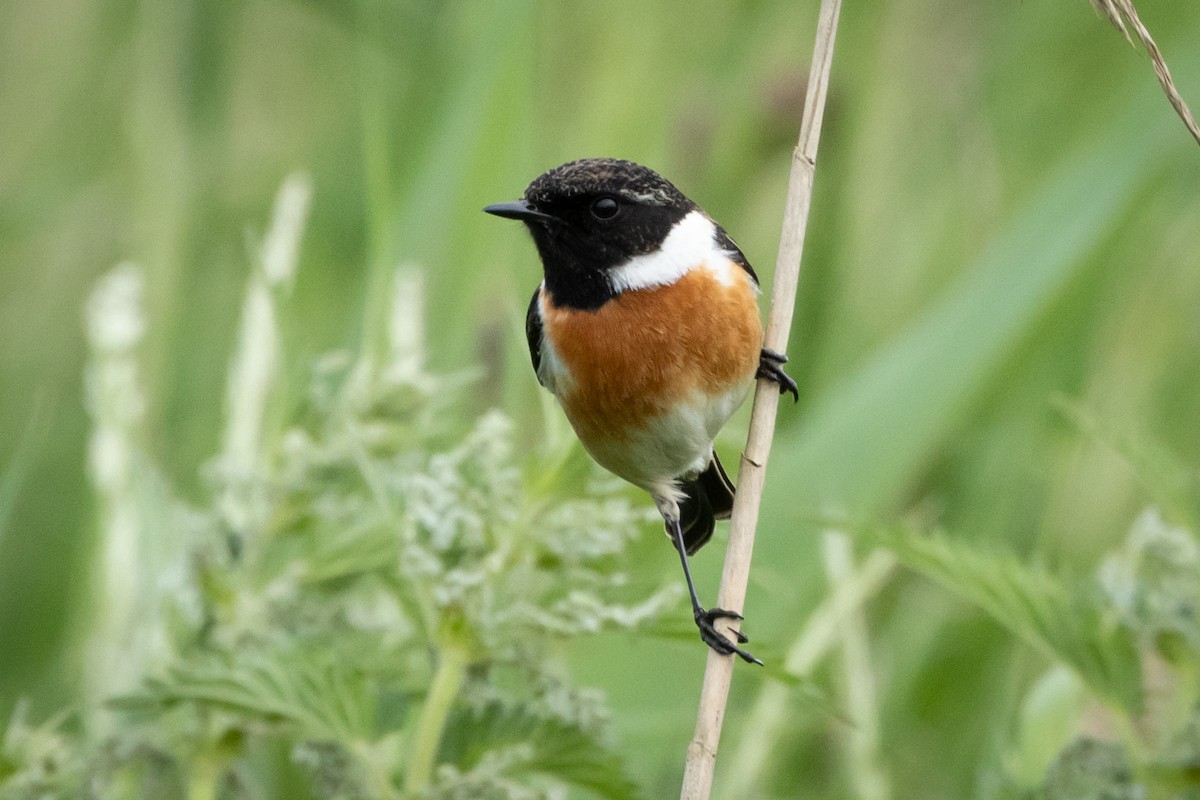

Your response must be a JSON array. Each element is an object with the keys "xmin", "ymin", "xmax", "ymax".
[
  {"xmin": 677, "ymin": 453, "xmax": 736, "ymax": 555},
  {"xmin": 713, "ymin": 224, "xmax": 759, "ymax": 286},
  {"xmin": 525, "ymin": 287, "xmax": 543, "ymax": 381}
]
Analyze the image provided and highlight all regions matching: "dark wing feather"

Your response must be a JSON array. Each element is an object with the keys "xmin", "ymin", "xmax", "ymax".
[
  {"xmin": 677, "ymin": 454, "xmax": 737, "ymax": 555},
  {"xmin": 700, "ymin": 451, "xmax": 736, "ymax": 520},
  {"xmin": 525, "ymin": 287, "xmax": 544, "ymax": 381},
  {"xmin": 712, "ymin": 224, "xmax": 759, "ymax": 286},
  {"xmin": 677, "ymin": 484, "xmax": 715, "ymax": 556}
]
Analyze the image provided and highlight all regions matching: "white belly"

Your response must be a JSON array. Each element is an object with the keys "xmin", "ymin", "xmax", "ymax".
[{"xmin": 575, "ymin": 383, "xmax": 750, "ymax": 494}]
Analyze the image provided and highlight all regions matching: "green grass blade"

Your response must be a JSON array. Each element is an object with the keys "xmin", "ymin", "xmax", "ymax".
[
  {"xmin": 0, "ymin": 405, "xmax": 41, "ymax": 547},
  {"xmin": 764, "ymin": 105, "xmax": 1176, "ymax": 528},
  {"xmin": 1053, "ymin": 396, "xmax": 1200, "ymax": 529},
  {"xmin": 877, "ymin": 526, "xmax": 1142, "ymax": 712}
]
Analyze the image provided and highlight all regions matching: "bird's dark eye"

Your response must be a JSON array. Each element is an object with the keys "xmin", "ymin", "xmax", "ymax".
[{"xmin": 590, "ymin": 196, "xmax": 620, "ymax": 220}]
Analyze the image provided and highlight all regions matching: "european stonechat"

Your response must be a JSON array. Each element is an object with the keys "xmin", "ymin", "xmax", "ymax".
[{"xmin": 485, "ymin": 158, "xmax": 796, "ymax": 664}]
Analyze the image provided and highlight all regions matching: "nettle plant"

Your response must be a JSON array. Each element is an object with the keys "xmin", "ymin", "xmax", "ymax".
[
  {"xmin": 5, "ymin": 178, "xmax": 1200, "ymax": 800},
  {"xmin": 879, "ymin": 460, "xmax": 1200, "ymax": 797},
  {"xmin": 1, "ymin": 178, "xmax": 675, "ymax": 800},
  {"xmin": 136, "ymin": 369, "xmax": 668, "ymax": 800}
]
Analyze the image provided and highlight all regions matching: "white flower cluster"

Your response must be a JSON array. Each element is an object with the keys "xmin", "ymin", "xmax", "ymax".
[{"xmin": 1098, "ymin": 507, "xmax": 1200, "ymax": 649}]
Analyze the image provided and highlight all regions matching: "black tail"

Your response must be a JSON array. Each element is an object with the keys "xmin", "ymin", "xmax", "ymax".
[{"xmin": 676, "ymin": 453, "xmax": 737, "ymax": 555}]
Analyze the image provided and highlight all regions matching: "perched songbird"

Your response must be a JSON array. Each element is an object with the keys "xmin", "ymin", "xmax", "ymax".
[{"xmin": 484, "ymin": 158, "xmax": 796, "ymax": 663}]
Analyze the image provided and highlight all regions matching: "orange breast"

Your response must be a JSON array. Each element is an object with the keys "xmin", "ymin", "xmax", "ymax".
[{"xmin": 541, "ymin": 265, "xmax": 762, "ymax": 446}]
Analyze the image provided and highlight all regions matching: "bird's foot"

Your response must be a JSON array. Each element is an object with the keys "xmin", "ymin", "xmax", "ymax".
[
  {"xmin": 695, "ymin": 608, "xmax": 763, "ymax": 665},
  {"xmin": 757, "ymin": 349, "xmax": 799, "ymax": 402}
]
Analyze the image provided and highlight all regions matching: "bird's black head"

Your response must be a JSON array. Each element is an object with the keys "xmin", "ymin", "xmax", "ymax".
[{"xmin": 484, "ymin": 158, "xmax": 697, "ymax": 310}]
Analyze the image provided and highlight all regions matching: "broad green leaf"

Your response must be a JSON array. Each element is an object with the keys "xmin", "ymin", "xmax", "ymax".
[
  {"xmin": 1054, "ymin": 397, "xmax": 1200, "ymax": 529},
  {"xmin": 877, "ymin": 527, "xmax": 1142, "ymax": 712},
  {"xmin": 115, "ymin": 648, "xmax": 378, "ymax": 745},
  {"xmin": 0, "ymin": 406, "xmax": 41, "ymax": 547},
  {"xmin": 762, "ymin": 92, "xmax": 1180, "ymax": 531},
  {"xmin": 1007, "ymin": 666, "xmax": 1090, "ymax": 786},
  {"xmin": 439, "ymin": 702, "xmax": 645, "ymax": 800}
]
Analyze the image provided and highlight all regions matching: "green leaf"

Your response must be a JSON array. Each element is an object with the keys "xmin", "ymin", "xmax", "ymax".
[
  {"xmin": 439, "ymin": 702, "xmax": 645, "ymax": 800},
  {"xmin": 0, "ymin": 404, "xmax": 42, "ymax": 547},
  {"xmin": 1008, "ymin": 666, "xmax": 1090, "ymax": 785},
  {"xmin": 762, "ymin": 87, "xmax": 1178, "ymax": 534},
  {"xmin": 114, "ymin": 647, "xmax": 378, "ymax": 745},
  {"xmin": 1054, "ymin": 397, "xmax": 1200, "ymax": 530},
  {"xmin": 301, "ymin": 522, "xmax": 398, "ymax": 584},
  {"xmin": 877, "ymin": 527, "xmax": 1142, "ymax": 713}
]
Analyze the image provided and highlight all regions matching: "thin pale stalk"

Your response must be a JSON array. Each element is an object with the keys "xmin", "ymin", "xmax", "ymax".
[
  {"xmin": 721, "ymin": 548, "xmax": 897, "ymax": 800},
  {"xmin": 679, "ymin": 0, "xmax": 844, "ymax": 796},
  {"xmin": 823, "ymin": 532, "xmax": 890, "ymax": 800},
  {"xmin": 403, "ymin": 642, "xmax": 469, "ymax": 795},
  {"xmin": 1089, "ymin": 0, "xmax": 1200, "ymax": 146}
]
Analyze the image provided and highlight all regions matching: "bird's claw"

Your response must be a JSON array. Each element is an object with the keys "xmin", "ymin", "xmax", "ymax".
[
  {"xmin": 695, "ymin": 608, "xmax": 763, "ymax": 665},
  {"xmin": 758, "ymin": 349, "xmax": 799, "ymax": 402}
]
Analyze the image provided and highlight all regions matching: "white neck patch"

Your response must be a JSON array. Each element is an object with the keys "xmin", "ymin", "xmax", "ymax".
[{"xmin": 607, "ymin": 210, "xmax": 738, "ymax": 293}]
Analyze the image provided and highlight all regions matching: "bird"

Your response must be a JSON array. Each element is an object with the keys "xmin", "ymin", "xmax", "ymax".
[{"xmin": 484, "ymin": 158, "xmax": 796, "ymax": 664}]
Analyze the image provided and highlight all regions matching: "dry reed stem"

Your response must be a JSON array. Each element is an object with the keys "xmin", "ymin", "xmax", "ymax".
[
  {"xmin": 678, "ymin": 0, "xmax": 844, "ymax": 797},
  {"xmin": 1090, "ymin": 0, "xmax": 1200, "ymax": 146},
  {"xmin": 722, "ymin": 548, "xmax": 897, "ymax": 800}
]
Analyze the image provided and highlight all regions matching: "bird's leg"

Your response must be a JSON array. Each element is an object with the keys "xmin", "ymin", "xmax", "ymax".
[
  {"xmin": 757, "ymin": 348, "xmax": 799, "ymax": 402},
  {"xmin": 663, "ymin": 511, "xmax": 762, "ymax": 665}
]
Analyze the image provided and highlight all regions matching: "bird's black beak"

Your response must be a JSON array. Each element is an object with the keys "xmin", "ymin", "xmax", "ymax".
[{"xmin": 482, "ymin": 199, "xmax": 559, "ymax": 224}]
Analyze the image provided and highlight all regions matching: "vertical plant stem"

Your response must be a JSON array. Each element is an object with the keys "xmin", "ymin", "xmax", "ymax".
[
  {"xmin": 187, "ymin": 746, "xmax": 222, "ymax": 800},
  {"xmin": 404, "ymin": 641, "xmax": 469, "ymax": 795},
  {"xmin": 823, "ymin": 532, "xmax": 890, "ymax": 800},
  {"xmin": 721, "ymin": 548, "xmax": 897, "ymax": 800},
  {"xmin": 679, "ymin": 0, "xmax": 844, "ymax": 797}
]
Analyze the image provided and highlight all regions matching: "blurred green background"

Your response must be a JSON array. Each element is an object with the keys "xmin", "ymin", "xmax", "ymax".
[{"xmin": 2, "ymin": 0, "xmax": 1199, "ymax": 797}]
